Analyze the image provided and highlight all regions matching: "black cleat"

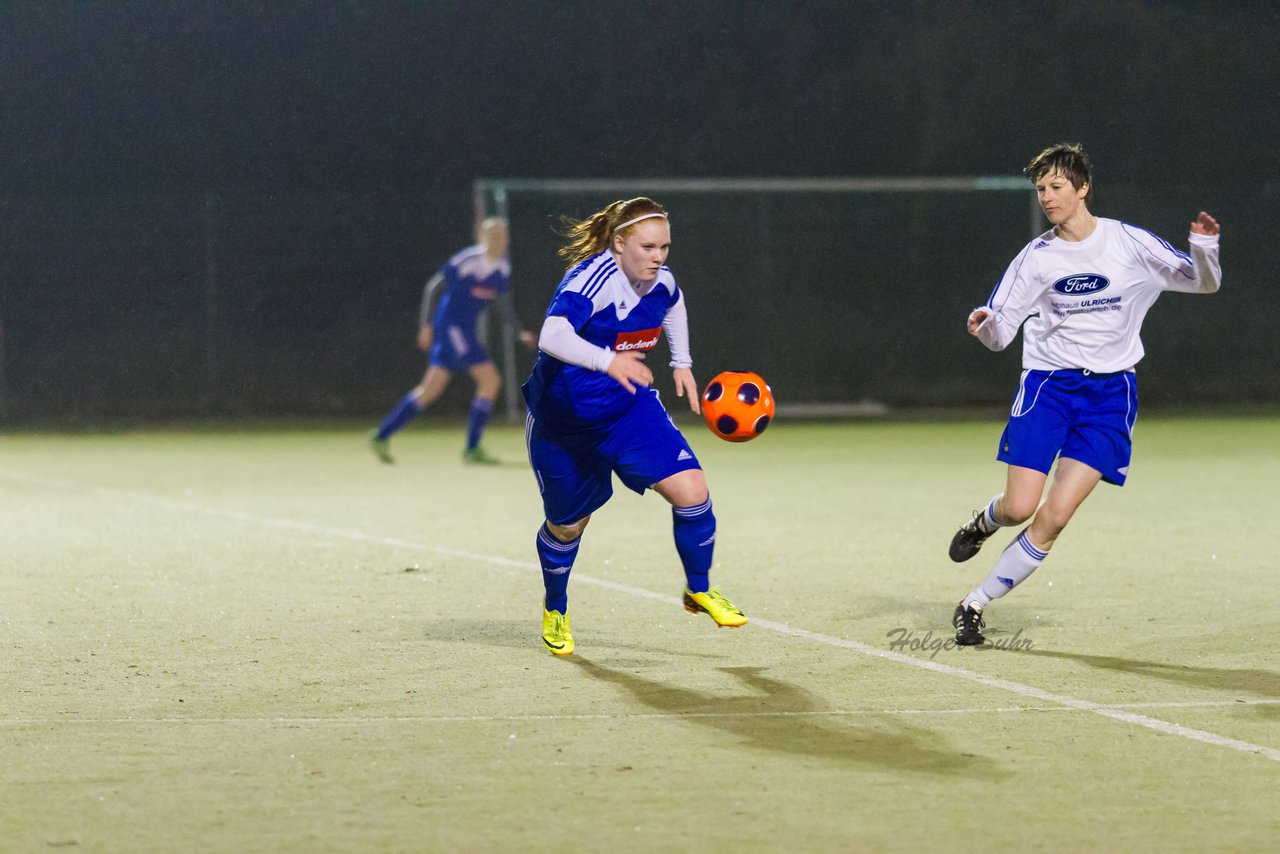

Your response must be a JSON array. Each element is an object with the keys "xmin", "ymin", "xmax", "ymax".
[
  {"xmin": 949, "ymin": 513, "xmax": 993, "ymax": 562},
  {"xmin": 953, "ymin": 602, "xmax": 986, "ymax": 646}
]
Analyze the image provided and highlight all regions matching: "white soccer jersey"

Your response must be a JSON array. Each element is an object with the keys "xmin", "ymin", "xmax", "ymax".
[{"xmin": 974, "ymin": 217, "xmax": 1221, "ymax": 373}]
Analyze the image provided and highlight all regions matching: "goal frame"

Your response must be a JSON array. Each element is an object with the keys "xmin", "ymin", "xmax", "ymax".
[{"xmin": 472, "ymin": 176, "xmax": 1039, "ymax": 421}]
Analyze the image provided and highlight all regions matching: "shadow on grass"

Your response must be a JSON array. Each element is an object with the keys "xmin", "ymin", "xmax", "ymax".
[
  {"xmin": 569, "ymin": 658, "xmax": 1005, "ymax": 778},
  {"xmin": 420, "ymin": 618, "xmax": 723, "ymax": 659},
  {"xmin": 420, "ymin": 617, "xmax": 530, "ymax": 649},
  {"xmin": 465, "ymin": 459, "xmax": 530, "ymax": 471},
  {"xmin": 1019, "ymin": 649, "xmax": 1280, "ymax": 700}
]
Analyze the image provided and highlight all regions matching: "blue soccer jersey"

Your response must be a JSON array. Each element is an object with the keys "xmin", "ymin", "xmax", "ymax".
[
  {"xmin": 430, "ymin": 245, "xmax": 512, "ymax": 334},
  {"xmin": 523, "ymin": 252, "xmax": 682, "ymax": 431}
]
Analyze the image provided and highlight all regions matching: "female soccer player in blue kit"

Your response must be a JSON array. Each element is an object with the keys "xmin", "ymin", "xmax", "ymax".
[
  {"xmin": 370, "ymin": 218, "xmax": 535, "ymax": 465},
  {"xmin": 948, "ymin": 143, "xmax": 1222, "ymax": 645},
  {"xmin": 523, "ymin": 197, "xmax": 746, "ymax": 655}
]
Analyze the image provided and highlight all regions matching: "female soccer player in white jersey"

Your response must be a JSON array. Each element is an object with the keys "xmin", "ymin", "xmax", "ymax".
[
  {"xmin": 369, "ymin": 218, "xmax": 535, "ymax": 465},
  {"xmin": 523, "ymin": 197, "xmax": 746, "ymax": 655},
  {"xmin": 948, "ymin": 143, "xmax": 1222, "ymax": 645}
]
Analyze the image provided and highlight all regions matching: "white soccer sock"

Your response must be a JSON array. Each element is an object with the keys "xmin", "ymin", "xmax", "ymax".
[
  {"xmin": 976, "ymin": 494, "xmax": 1006, "ymax": 534},
  {"xmin": 968, "ymin": 529, "xmax": 1048, "ymax": 605}
]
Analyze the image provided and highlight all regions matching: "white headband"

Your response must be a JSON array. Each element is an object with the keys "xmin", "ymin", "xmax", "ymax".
[{"xmin": 613, "ymin": 212, "xmax": 668, "ymax": 233}]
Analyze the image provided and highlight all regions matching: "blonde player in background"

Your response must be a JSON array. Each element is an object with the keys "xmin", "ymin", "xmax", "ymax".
[
  {"xmin": 370, "ymin": 218, "xmax": 535, "ymax": 465},
  {"xmin": 948, "ymin": 143, "xmax": 1221, "ymax": 645}
]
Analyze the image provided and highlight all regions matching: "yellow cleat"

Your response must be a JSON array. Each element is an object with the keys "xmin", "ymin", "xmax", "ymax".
[
  {"xmin": 542, "ymin": 609, "xmax": 574, "ymax": 655},
  {"xmin": 683, "ymin": 586, "xmax": 747, "ymax": 628}
]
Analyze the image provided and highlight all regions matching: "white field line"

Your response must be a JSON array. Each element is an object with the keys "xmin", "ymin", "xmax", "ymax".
[
  {"xmin": 5, "ymin": 699, "xmax": 1280, "ymax": 728},
  {"xmin": 4, "ymin": 469, "xmax": 1279, "ymax": 763}
]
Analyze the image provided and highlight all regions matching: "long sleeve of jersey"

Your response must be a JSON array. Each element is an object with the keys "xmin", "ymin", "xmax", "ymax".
[
  {"xmin": 538, "ymin": 315, "xmax": 616, "ymax": 373},
  {"xmin": 418, "ymin": 272, "xmax": 445, "ymax": 327},
  {"xmin": 1135, "ymin": 229, "xmax": 1221, "ymax": 295},
  {"xmin": 662, "ymin": 290, "xmax": 692, "ymax": 368},
  {"xmin": 972, "ymin": 243, "xmax": 1037, "ymax": 352}
]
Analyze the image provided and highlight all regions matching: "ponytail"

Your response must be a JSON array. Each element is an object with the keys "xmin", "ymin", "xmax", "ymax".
[{"xmin": 557, "ymin": 197, "xmax": 668, "ymax": 267}]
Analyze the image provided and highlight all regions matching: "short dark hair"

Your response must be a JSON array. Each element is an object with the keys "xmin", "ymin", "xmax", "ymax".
[{"xmin": 1025, "ymin": 143, "xmax": 1093, "ymax": 205}]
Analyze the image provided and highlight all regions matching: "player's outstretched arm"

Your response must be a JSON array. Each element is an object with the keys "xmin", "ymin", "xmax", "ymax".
[
  {"xmin": 672, "ymin": 367, "xmax": 700, "ymax": 414},
  {"xmin": 416, "ymin": 325, "xmax": 434, "ymax": 351},
  {"xmin": 1191, "ymin": 211, "xmax": 1220, "ymax": 236}
]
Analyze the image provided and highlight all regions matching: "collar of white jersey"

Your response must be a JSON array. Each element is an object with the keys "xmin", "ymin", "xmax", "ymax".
[{"xmin": 1049, "ymin": 216, "xmax": 1109, "ymax": 248}]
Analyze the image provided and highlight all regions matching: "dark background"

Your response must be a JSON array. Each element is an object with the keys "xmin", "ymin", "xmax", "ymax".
[{"xmin": 1, "ymin": 1, "xmax": 1276, "ymax": 422}]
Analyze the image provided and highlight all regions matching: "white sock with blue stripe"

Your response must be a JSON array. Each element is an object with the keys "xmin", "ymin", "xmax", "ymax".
[
  {"xmin": 976, "ymin": 494, "xmax": 1006, "ymax": 534},
  {"xmin": 966, "ymin": 529, "xmax": 1048, "ymax": 608}
]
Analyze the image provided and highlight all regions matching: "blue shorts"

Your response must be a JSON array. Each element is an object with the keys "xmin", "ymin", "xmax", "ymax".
[
  {"xmin": 429, "ymin": 324, "xmax": 490, "ymax": 372},
  {"xmin": 997, "ymin": 369, "xmax": 1139, "ymax": 486},
  {"xmin": 526, "ymin": 389, "xmax": 702, "ymax": 525}
]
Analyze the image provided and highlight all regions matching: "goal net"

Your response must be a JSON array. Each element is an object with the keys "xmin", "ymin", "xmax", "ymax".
[{"xmin": 473, "ymin": 177, "xmax": 1039, "ymax": 420}]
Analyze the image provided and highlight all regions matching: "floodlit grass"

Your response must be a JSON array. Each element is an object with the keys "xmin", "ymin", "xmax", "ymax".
[{"xmin": 2, "ymin": 416, "xmax": 1278, "ymax": 851}]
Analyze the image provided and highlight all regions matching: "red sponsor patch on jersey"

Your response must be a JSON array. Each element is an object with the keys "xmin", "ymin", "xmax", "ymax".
[{"xmin": 613, "ymin": 328, "xmax": 661, "ymax": 352}]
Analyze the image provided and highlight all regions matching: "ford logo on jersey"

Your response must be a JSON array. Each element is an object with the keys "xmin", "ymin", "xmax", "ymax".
[{"xmin": 1052, "ymin": 274, "xmax": 1110, "ymax": 295}]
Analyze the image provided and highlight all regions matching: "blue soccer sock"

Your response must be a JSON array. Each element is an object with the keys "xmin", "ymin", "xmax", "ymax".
[
  {"xmin": 537, "ymin": 523, "xmax": 580, "ymax": 614},
  {"xmin": 967, "ymin": 529, "xmax": 1049, "ymax": 607},
  {"xmin": 376, "ymin": 390, "xmax": 424, "ymax": 440},
  {"xmin": 672, "ymin": 497, "xmax": 715, "ymax": 594},
  {"xmin": 466, "ymin": 397, "xmax": 495, "ymax": 451}
]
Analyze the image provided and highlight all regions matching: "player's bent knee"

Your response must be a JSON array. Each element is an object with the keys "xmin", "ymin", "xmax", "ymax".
[
  {"xmin": 1033, "ymin": 508, "xmax": 1072, "ymax": 539},
  {"xmin": 1005, "ymin": 507, "xmax": 1036, "ymax": 526},
  {"xmin": 548, "ymin": 517, "xmax": 589, "ymax": 541},
  {"xmin": 654, "ymin": 469, "xmax": 708, "ymax": 507},
  {"xmin": 1001, "ymin": 497, "xmax": 1038, "ymax": 525}
]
